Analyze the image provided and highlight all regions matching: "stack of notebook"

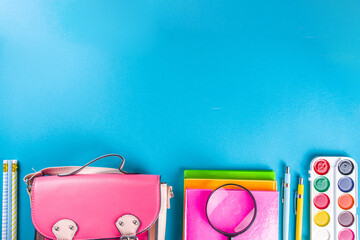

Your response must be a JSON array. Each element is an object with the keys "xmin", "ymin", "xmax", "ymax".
[{"xmin": 183, "ymin": 169, "xmax": 279, "ymax": 240}]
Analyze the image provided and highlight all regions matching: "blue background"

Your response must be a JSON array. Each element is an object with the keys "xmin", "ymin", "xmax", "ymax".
[{"xmin": 1, "ymin": 0, "xmax": 360, "ymax": 239}]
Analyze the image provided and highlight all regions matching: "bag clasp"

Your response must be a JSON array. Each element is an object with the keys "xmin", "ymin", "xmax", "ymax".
[
  {"xmin": 52, "ymin": 219, "xmax": 78, "ymax": 240},
  {"xmin": 120, "ymin": 237, "xmax": 138, "ymax": 240},
  {"xmin": 116, "ymin": 214, "xmax": 141, "ymax": 240}
]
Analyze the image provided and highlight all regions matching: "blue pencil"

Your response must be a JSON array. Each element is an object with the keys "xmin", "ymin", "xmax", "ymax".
[
  {"xmin": 7, "ymin": 161, "xmax": 12, "ymax": 240},
  {"xmin": 2, "ymin": 160, "xmax": 8, "ymax": 240}
]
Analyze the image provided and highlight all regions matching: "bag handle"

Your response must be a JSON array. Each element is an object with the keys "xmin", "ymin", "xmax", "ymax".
[{"xmin": 58, "ymin": 154, "xmax": 126, "ymax": 176}]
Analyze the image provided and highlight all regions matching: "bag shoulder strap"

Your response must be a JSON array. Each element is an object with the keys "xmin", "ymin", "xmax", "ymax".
[{"xmin": 24, "ymin": 154, "xmax": 126, "ymax": 194}]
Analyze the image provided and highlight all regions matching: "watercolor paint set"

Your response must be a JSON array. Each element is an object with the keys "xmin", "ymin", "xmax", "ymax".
[{"xmin": 309, "ymin": 157, "xmax": 358, "ymax": 240}]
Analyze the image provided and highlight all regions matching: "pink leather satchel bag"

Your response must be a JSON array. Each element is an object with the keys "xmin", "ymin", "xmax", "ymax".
[{"xmin": 24, "ymin": 154, "xmax": 174, "ymax": 240}]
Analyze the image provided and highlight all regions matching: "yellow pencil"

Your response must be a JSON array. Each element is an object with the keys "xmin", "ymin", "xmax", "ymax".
[
  {"xmin": 295, "ymin": 177, "xmax": 304, "ymax": 240},
  {"xmin": 10, "ymin": 160, "xmax": 17, "ymax": 240}
]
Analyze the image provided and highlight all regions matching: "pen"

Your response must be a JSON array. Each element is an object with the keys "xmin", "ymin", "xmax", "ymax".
[
  {"xmin": 295, "ymin": 177, "xmax": 304, "ymax": 240},
  {"xmin": 282, "ymin": 166, "xmax": 291, "ymax": 240}
]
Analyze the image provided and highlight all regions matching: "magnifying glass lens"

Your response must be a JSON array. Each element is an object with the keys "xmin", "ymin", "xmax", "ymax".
[{"xmin": 206, "ymin": 184, "xmax": 256, "ymax": 236}]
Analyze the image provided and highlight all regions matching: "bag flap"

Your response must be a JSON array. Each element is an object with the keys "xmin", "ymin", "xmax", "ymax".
[{"xmin": 31, "ymin": 174, "xmax": 160, "ymax": 240}]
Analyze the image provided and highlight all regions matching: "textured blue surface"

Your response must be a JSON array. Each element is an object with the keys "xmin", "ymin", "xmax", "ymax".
[{"xmin": 1, "ymin": 1, "xmax": 360, "ymax": 239}]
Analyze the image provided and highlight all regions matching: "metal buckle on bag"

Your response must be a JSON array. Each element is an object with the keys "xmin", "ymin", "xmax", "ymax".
[
  {"xmin": 25, "ymin": 178, "xmax": 31, "ymax": 190},
  {"xmin": 25, "ymin": 170, "xmax": 44, "ymax": 193},
  {"xmin": 120, "ymin": 237, "xmax": 138, "ymax": 240},
  {"xmin": 26, "ymin": 178, "xmax": 34, "ymax": 193}
]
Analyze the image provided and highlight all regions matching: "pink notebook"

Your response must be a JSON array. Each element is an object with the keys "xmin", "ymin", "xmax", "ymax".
[
  {"xmin": 184, "ymin": 189, "xmax": 279, "ymax": 240},
  {"xmin": 44, "ymin": 232, "xmax": 148, "ymax": 240}
]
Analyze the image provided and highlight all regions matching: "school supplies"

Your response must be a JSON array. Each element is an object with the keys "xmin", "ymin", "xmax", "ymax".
[
  {"xmin": 295, "ymin": 177, "xmax": 304, "ymax": 240},
  {"xmin": 206, "ymin": 184, "xmax": 258, "ymax": 239},
  {"xmin": 184, "ymin": 189, "xmax": 279, "ymax": 240},
  {"xmin": 309, "ymin": 157, "xmax": 358, "ymax": 240},
  {"xmin": 6, "ymin": 161, "xmax": 12, "ymax": 240},
  {"xmin": 184, "ymin": 179, "xmax": 277, "ymax": 191},
  {"xmin": 10, "ymin": 160, "xmax": 17, "ymax": 240},
  {"xmin": 2, "ymin": 161, "xmax": 8, "ymax": 240},
  {"xmin": 184, "ymin": 169, "xmax": 279, "ymax": 240},
  {"xmin": 24, "ymin": 154, "xmax": 174, "ymax": 240},
  {"xmin": 184, "ymin": 170, "xmax": 276, "ymax": 181},
  {"xmin": 282, "ymin": 167, "xmax": 291, "ymax": 240},
  {"xmin": 2, "ymin": 160, "xmax": 17, "ymax": 240}
]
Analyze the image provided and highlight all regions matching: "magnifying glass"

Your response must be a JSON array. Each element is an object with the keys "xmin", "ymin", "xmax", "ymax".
[{"xmin": 206, "ymin": 184, "xmax": 257, "ymax": 240}]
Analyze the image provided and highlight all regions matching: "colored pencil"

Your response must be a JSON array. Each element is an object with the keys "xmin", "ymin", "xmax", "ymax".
[
  {"xmin": 10, "ymin": 160, "xmax": 17, "ymax": 240},
  {"xmin": 7, "ymin": 161, "xmax": 12, "ymax": 240},
  {"xmin": 2, "ymin": 160, "xmax": 8, "ymax": 240}
]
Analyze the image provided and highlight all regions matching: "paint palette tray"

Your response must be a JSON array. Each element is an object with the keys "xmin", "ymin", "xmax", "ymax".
[{"xmin": 309, "ymin": 157, "xmax": 358, "ymax": 240}]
